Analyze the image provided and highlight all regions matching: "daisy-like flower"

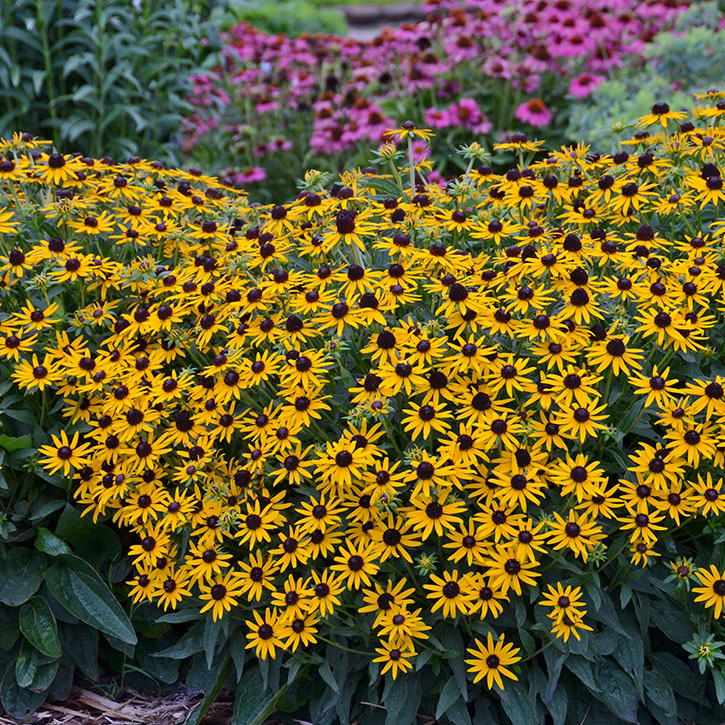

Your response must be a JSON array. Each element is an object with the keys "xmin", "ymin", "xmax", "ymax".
[
  {"xmin": 199, "ymin": 570, "xmax": 244, "ymax": 621},
  {"xmin": 423, "ymin": 569, "xmax": 473, "ymax": 619},
  {"xmin": 636, "ymin": 102, "xmax": 687, "ymax": 129},
  {"xmin": 465, "ymin": 632, "xmax": 521, "ymax": 689},
  {"xmin": 245, "ymin": 608, "xmax": 284, "ymax": 660},
  {"xmin": 693, "ymin": 566, "xmax": 725, "ymax": 618},
  {"xmin": 373, "ymin": 640, "xmax": 417, "ymax": 680},
  {"xmin": 37, "ymin": 430, "xmax": 92, "ymax": 476}
]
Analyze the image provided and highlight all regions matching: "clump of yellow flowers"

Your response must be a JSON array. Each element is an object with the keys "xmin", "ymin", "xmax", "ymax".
[{"xmin": 1, "ymin": 96, "xmax": 725, "ymax": 698}]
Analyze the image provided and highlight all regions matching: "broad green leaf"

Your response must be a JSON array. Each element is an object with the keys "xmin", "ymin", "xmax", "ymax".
[
  {"xmin": 0, "ymin": 604, "xmax": 19, "ymax": 650},
  {"xmin": 233, "ymin": 666, "xmax": 289, "ymax": 725},
  {"xmin": 29, "ymin": 658, "xmax": 58, "ymax": 693},
  {"xmin": 44, "ymin": 554, "xmax": 136, "ymax": 645},
  {"xmin": 435, "ymin": 676, "xmax": 459, "ymax": 720},
  {"xmin": 1, "ymin": 666, "xmax": 45, "ymax": 719},
  {"xmin": 499, "ymin": 681, "xmax": 538, "ymax": 725},
  {"xmin": 60, "ymin": 624, "xmax": 98, "ymax": 680},
  {"xmin": 34, "ymin": 528, "xmax": 71, "ymax": 557},
  {"xmin": 0, "ymin": 434, "xmax": 31, "ymax": 452},
  {"xmin": 319, "ymin": 660, "xmax": 340, "ymax": 694},
  {"xmin": 0, "ymin": 549, "xmax": 45, "ymax": 606},
  {"xmin": 54, "ymin": 505, "xmax": 120, "ymax": 570},
  {"xmin": 439, "ymin": 625, "xmax": 468, "ymax": 700},
  {"xmin": 644, "ymin": 668, "xmax": 676, "ymax": 715},
  {"xmin": 384, "ymin": 677, "xmax": 422, "ymax": 725},
  {"xmin": 596, "ymin": 662, "xmax": 638, "ymax": 723},
  {"xmin": 153, "ymin": 622, "xmax": 204, "ymax": 660},
  {"xmin": 19, "ymin": 596, "xmax": 61, "ymax": 658},
  {"xmin": 15, "ymin": 639, "xmax": 40, "ymax": 689}
]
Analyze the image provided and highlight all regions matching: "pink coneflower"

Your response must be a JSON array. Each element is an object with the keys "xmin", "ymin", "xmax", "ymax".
[
  {"xmin": 568, "ymin": 72, "xmax": 606, "ymax": 98},
  {"xmin": 426, "ymin": 170, "xmax": 447, "ymax": 189},
  {"xmin": 449, "ymin": 98, "xmax": 482, "ymax": 130},
  {"xmin": 514, "ymin": 99, "xmax": 552, "ymax": 128},
  {"xmin": 424, "ymin": 107, "xmax": 451, "ymax": 128},
  {"xmin": 410, "ymin": 139, "xmax": 431, "ymax": 163},
  {"xmin": 230, "ymin": 167, "xmax": 267, "ymax": 185}
]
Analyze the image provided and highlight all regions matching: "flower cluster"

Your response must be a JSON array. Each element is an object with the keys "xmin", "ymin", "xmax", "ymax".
[
  {"xmin": 184, "ymin": 0, "xmax": 694, "ymax": 192},
  {"xmin": 1, "ymin": 95, "xmax": 725, "ymax": 690}
]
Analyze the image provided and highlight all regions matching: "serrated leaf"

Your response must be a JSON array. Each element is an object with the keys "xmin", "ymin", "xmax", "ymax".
[
  {"xmin": 44, "ymin": 554, "xmax": 135, "ymax": 645},
  {"xmin": 19, "ymin": 596, "xmax": 61, "ymax": 659}
]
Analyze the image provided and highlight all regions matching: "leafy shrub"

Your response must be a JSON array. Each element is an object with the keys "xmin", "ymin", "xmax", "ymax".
[
  {"xmin": 223, "ymin": 0, "xmax": 347, "ymax": 37},
  {"xmin": 0, "ymin": 0, "xmax": 225, "ymax": 164},
  {"xmin": 183, "ymin": 0, "xmax": 699, "ymax": 200},
  {"xmin": 567, "ymin": 1, "xmax": 725, "ymax": 150},
  {"xmin": 2, "ymin": 96, "xmax": 725, "ymax": 722}
]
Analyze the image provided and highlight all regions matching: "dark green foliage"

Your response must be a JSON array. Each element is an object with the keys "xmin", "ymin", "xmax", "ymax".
[{"xmin": 0, "ymin": 0, "xmax": 224, "ymax": 162}]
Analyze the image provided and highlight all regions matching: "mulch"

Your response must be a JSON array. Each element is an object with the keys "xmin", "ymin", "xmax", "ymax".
[{"xmin": 0, "ymin": 687, "xmax": 238, "ymax": 725}]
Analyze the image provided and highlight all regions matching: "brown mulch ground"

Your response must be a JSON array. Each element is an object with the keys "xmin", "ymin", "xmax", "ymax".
[{"xmin": 0, "ymin": 687, "xmax": 238, "ymax": 725}]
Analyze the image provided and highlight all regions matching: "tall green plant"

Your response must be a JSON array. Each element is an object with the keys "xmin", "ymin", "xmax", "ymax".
[{"xmin": 0, "ymin": 0, "xmax": 225, "ymax": 162}]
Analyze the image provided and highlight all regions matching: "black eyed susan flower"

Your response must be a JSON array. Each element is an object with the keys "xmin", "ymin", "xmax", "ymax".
[
  {"xmin": 330, "ymin": 540, "xmax": 380, "ymax": 590},
  {"xmin": 465, "ymin": 632, "xmax": 522, "ymax": 689},
  {"xmin": 245, "ymin": 608, "xmax": 284, "ymax": 660},
  {"xmin": 547, "ymin": 511, "xmax": 606, "ymax": 561},
  {"xmin": 423, "ymin": 569, "xmax": 474, "ymax": 619},
  {"xmin": 539, "ymin": 582, "xmax": 587, "ymax": 623},
  {"xmin": 38, "ymin": 430, "xmax": 91, "ymax": 477},
  {"xmin": 199, "ymin": 570, "xmax": 243, "ymax": 621},
  {"xmin": 281, "ymin": 611, "xmax": 319, "ymax": 652},
  {"xmin": 406, "ymin": 492, "xmax": 466, "ymax": 540},
  {"xmin": 693, "ymin": 566, "xmax": 725, "ymax": 618},
  {"xmin": 373, "ymin": 640, "xmax": 417, "ymax": 680},
  {"xmin": 550, "ymin": 613, "xmax": 594, "ymax": 642},
  {"xmin": 485, "ymin": 548, "xmax": 540, "ymax": 596}
]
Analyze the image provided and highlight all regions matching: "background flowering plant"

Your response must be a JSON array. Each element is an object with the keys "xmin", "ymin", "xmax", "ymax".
[
  {"xmin": 183, "ymin": 0, "xmax": 703, "ymax": 200},
  {"xmin": 1, "ymin": 96, "xmax": 725, "ymax": 723}
]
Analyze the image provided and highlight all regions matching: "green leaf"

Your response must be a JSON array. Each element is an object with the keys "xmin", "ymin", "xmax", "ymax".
[
  {"xmin": 233, "ymin": 666, "xmax": 289, "ymax": 725},
  {"xmin": 203, "ymin": 617, "xmax": 223, "ymax": 669},
  {"xmin": 443, "ymin": 697, "xmax": 471, "ymax": 725},
  {"xmin": 15, "ymin": 639, "xmax": 40, "ymax": 688},
  {"xmin": 712, "ymin": 668, "xmax": 725, "ymax": 706},
  {"xmin": 35, "ymin": 528, "xmax": 71, "ymax": 557},
  {"xmin": 644, "ymin": 668, "xmax": 676, "ymax": 715},
  {"xmin": 319, "ymin": 660, "xmax": 340, "ymax": 694},
  {"xmin": 439, "ymin": 625, "xmax": 468, "ymax": 700},
  {"xmin": 499, "ymin": 681, "xmax": 538, "ymax": 725},
  {"xmin": 60, "ymin": 624, "xmax": 98, "ymax": 680},
  {"xmin": 0, "ymin": 434, "xmax": 31, "ymax": 452},
  {"xmin": 44, "ymin": 554, "xmax": 136, "ymax": 645},
  {"xmin": 28, "ymin": 658, "xmax": 57, "ymax": 693},
  {"xmin": 435, "ymin": 676, "xmax": 460, "ymax": 720},
  {"xmin": 0, "ymin": 549, "xmax": 45, "ymax": 606},
  {"xmin": 0, "ymin": 604, "xmax": 19, "ymax": 651},
  {"xmin": 384, "ymin": 677, "xmax": 422, "ymax": 725},
  {"xmin": 1, "ymin": 666, "xmax": 45, "ymax": 719},
  {"xmin": 19, "ymin": 596, "xmax": 61, "ymax": 659},
  {"xmin": 152, "ymin": 621, "xmax": 204, "ymax": 659},
  {"xmin": 54, "ymin": 505, "xmax": 120, "ymax": 570},
  {"xmin": 596, "ymin": 662, "xmax": 638, "ymax": 723}
]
